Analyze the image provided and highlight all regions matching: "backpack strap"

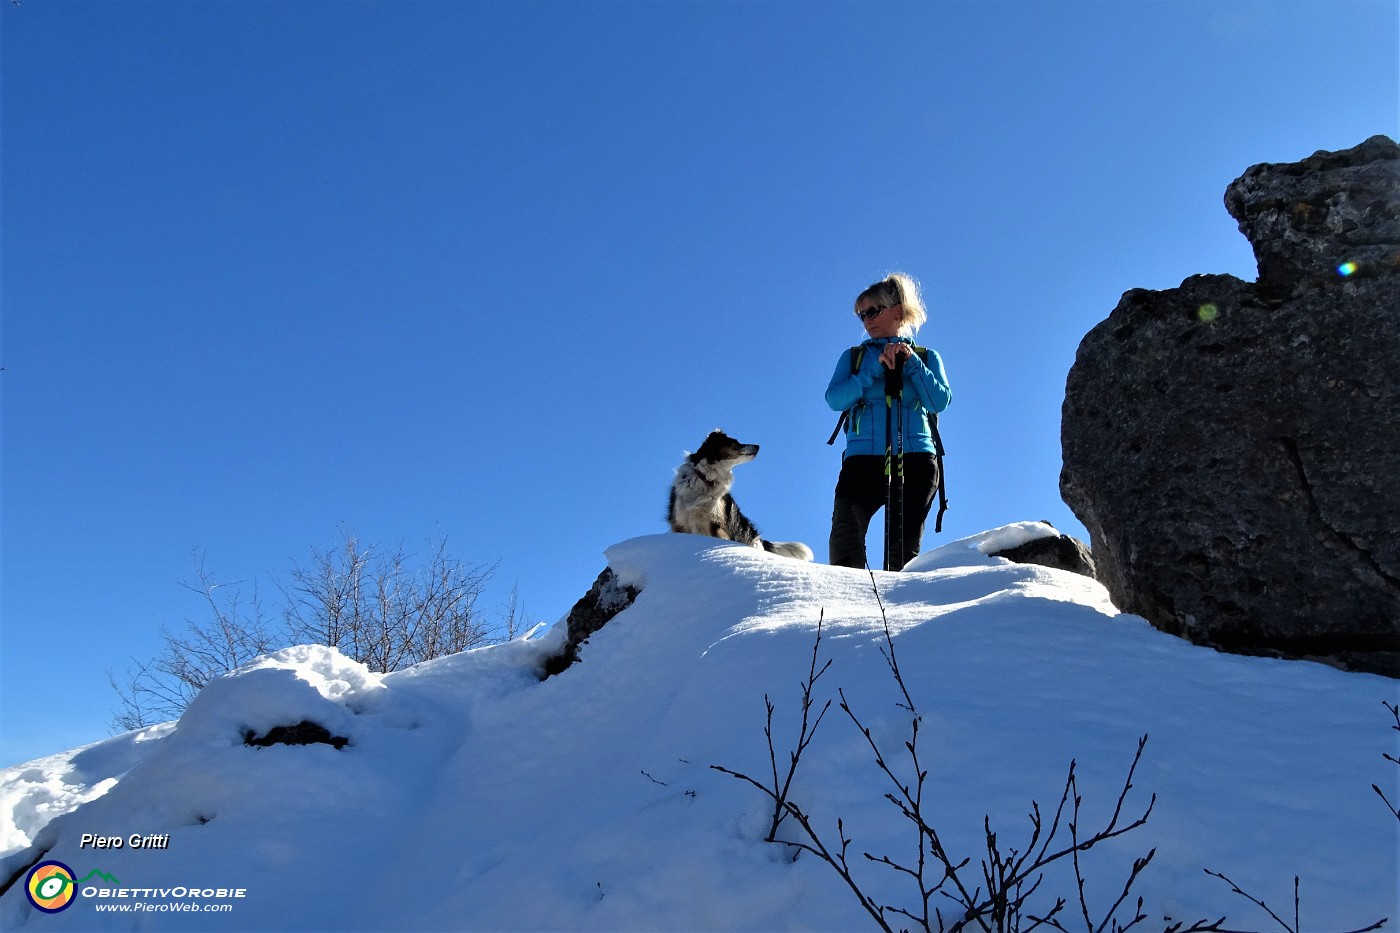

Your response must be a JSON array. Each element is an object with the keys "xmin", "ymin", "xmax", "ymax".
[
  {"xmin": 825, "ymin": 412, "xmax": 848, "ymax": 446},
  {"xmin": 929, "ymin": 410, "xmax": 949, "ymax": 532},
  {"xmin": 826, "ymin": 346, "xmax": 865, "ymax": 445},
  {"xmin": 911, "ymin": 345, "xmax": 951, "ymax": 531}
]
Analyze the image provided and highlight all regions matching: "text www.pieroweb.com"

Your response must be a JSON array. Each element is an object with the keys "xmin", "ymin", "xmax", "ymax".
[{"xmin": 85, "ymin": 886, "xmax": 246, "ymax": 914}]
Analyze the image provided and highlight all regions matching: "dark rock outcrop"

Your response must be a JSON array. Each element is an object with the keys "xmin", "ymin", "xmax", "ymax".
[
  {"xmin": 1061, "ymin": 136, "xmax": 1400, "ymax": 676},
  {"xmin": 991, "ymin": 530, "xmax": 1096, "ymax": 580},
  {"xmin": 244, "ymin": 720, "xmax": 349, "ymax": 750},
  {"xmin": 543, "ymin": 567, "xmax": 640, "ymax": 677}
]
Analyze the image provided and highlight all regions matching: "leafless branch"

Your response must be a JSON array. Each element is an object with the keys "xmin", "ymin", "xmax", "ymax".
[
  {"xmin": 1375, "ymin": 702, "xmax": 1400, "ymax": 822},
  {"xmin": 712, "ymin": 575, "xmax": 1390, "ymax": 933}
]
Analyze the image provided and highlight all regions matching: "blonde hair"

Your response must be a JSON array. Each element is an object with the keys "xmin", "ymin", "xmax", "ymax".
[{"xmin": 855, "ymin": 272, "xmax": 927, "ymax": 335}]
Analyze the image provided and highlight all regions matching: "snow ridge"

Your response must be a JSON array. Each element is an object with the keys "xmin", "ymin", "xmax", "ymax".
[{"xmin": 2, "ymin": 529, "xmax": 1396, "ymax": 930}]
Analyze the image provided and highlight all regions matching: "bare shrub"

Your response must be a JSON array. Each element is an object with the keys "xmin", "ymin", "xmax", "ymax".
[
  {"xmin": 280, "ymin": 530, "xmax": 496, "ymax": 673},
  {"xmin": 110, "ymin": 529, "xmax": 504, "ymax": 730}
]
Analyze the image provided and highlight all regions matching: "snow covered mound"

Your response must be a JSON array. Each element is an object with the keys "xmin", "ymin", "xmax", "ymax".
[{"xmin": 2, "ymin": 529, "xmax": 1396, "ymax": 930}]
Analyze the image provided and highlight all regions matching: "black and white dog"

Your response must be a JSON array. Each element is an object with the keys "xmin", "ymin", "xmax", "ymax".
[{"xmin": 667, "ymin": 430, "xmax": 814, "ymax": 561}]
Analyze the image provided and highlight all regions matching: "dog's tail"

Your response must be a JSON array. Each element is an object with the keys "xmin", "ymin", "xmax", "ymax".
[{"xmin": 762, "ymin": 540, "xmax": 815, "ymax": 562}]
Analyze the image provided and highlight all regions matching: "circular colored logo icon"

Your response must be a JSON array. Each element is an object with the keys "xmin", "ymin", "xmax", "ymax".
[{"xmin": 26, "ymin": 860, "xmax": 78, "ymax": 913}]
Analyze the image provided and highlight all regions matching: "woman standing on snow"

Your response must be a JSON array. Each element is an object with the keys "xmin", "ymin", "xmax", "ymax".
[{"xmin": 826, "ymin": 272, "xmax": 952, "ymax": 571}]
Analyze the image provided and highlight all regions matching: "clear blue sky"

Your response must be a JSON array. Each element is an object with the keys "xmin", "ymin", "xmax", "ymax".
[{"xmin": 3, "ymin": 0, "xmax": 1396, "ymax": 767}]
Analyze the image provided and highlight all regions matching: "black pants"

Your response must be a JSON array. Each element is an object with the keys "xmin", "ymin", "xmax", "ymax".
[{"xmin": 829, "ymin": 454, "xmax": 938, "ymax": 571}]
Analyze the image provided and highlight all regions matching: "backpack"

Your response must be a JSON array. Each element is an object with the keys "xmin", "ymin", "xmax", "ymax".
[{"xmin": 826, "ymin": 344, "xmax": 949, "ymax": 533}]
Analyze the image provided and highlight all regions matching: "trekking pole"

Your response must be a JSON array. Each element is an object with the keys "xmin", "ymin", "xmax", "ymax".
[
  {"xmin": 883, "ymin": 364, "xmax": 905, "ymax": 571},
  {"xmin": 883, "ymin": 393, "xmax": 894, "ymax": 572},
  {"xmin": 896, "ymin": 394, "xmax": 906, "ymax": 568},
  {"xmin": 931, "ymin": 413, "xmax": 949, "ymax": 533}
]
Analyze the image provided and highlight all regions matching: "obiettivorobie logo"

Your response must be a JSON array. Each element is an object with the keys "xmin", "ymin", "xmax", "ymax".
[
  {"xmin": 24, "ymin": 861, "xmax": 120, "ymax": 913},
  {"xmin": 23, "ymin": 859, "xmax": 249, "ymax": 916}
]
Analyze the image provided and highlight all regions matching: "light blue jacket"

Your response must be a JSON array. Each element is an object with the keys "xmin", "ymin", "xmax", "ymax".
[{"xmin": 825, "ymin": 337, "xmax": 952, "ymax": 457}]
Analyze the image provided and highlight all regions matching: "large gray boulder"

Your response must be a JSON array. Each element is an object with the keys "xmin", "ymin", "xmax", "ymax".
[{"xmin": 1061, "ymin": 136, "xmax": 1400, "ymax": 676}]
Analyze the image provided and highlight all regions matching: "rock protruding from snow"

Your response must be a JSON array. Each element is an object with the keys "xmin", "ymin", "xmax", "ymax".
[
  {"xmin": 1061, "ymin": 135, "xmax": 1400, "ymax": 676},
  {"xmin": 545, "ymin": 567, "xmax": 641, "ymax": 676},
  {"xmin": 243, "ymin": 720, "xmax": 349, "ymax": 750},
  {"xmin": 990, "ymin": 530, "xmax": 1096, "ymax": 579}
]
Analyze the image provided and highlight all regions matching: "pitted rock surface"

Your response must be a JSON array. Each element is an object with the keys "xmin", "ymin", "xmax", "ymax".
[{"xmin": 1224, "ymin": 134, "xmax": 1400, "ymax": 299}]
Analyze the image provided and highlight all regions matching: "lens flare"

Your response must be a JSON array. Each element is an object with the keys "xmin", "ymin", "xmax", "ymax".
[
  {"xmin": 1196, "ymin": 303, "xmax": 1220, "ymax": 323},
  {"xmin": 1338, "ymin": 261, "xmax": 1358, "ymax": 277}
]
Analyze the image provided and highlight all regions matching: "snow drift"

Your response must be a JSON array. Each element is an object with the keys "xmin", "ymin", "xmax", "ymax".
[{"xmin": 2, "ymin": 526, "xmax": 1396, "ymax": 930}]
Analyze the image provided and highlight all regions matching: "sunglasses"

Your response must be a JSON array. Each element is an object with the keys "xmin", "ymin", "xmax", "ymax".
[{"xmin": 856, "ymin": 304, "xmax": 894, "ymax": 322}]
